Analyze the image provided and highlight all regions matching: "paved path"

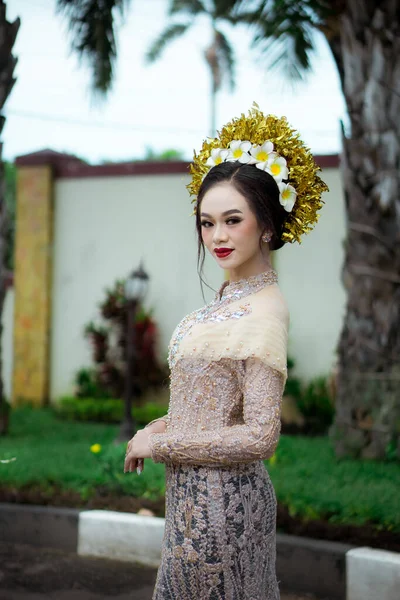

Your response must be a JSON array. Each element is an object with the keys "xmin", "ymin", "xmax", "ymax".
[{"xmin": 0, "ymin": 543, "xmax": 328, "ymax": 600}]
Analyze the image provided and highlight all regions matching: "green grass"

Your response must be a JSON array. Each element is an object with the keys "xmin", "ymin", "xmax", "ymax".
[
  {"xmin": 0, "ymin": 406, "xmax": 165, "ymax": 500},
  {"xmin": 270, "ymin": 435, "xmax": 400, "ymax": 531},
  {"xmin": 1, "ymin": 407, "xmax": 399, "ymax": 532}
]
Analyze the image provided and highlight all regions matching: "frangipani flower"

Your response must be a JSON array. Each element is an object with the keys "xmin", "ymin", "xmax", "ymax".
[
  {"xmin": 265, "ymin": 153, "xmax": 289, "ymax": 182},
  {"xmin": 206, "ymin": 148, "xmax": 229, "ymax": 167},
  {"xmin": 226, "ymin": 140, "xmax": 252, "ymax": 163},
  {"xmin": 250, "ymin": 141, "xmax": 274, "ymax": 164},
  {"xmin": 278, "ymin": 182, "xmax": 297, "ymax": 212}
]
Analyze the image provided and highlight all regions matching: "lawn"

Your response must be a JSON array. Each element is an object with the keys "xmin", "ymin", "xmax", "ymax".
[{"xmin": 1, "ymin": 406, "xmax": 399, "ymax": 540}]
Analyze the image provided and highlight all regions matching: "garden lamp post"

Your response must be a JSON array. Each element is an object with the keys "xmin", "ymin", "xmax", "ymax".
[{"xmin": 118, "ymin": 262, "xmax": 149, "ymax": 441}]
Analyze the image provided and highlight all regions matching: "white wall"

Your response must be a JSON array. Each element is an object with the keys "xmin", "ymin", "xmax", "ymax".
[
  {"xmin": 51, "ymin": 174, "xmax": 223, "ymax": 400},
  {"xmin": 51, "ymin": 167, "xmax": 346, "ymax": 399},
  {"xmin": 2, "ymin": 287, "xmax": 14, "ymax": 401},
  {"xmin": 275, "ymin": 168, "xmax": 347, "ymax": 379}
]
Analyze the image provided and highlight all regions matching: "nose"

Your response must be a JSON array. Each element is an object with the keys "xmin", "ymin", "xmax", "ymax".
[{"xmin": 213, "ymin": 223, "xmax": 229, "ymax": 245}]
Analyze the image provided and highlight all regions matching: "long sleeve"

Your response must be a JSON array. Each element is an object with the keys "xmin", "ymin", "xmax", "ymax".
[{"xmin": 148, "ymin": 358, "xmax": 284, "ymax": 466}]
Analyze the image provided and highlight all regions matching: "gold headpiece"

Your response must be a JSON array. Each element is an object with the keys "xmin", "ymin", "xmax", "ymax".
[{"xmin": 187, "ymin": 103, "xmax": 329, "ymax": 244}]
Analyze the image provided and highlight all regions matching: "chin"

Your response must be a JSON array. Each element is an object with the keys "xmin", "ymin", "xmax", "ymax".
[{"xmin": 216, "ymin": 257, "xmax": 242, "ymax": 269}]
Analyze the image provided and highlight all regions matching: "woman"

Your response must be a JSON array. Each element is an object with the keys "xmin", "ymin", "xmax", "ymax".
[{"xmin": 124, "ymin": 106, "xmax": 328, "ymax": 599}]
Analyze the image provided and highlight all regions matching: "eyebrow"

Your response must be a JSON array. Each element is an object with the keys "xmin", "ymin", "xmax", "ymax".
[{"xmin": 200, "ymin": 209, "xmax": 243, "ymax": 218}]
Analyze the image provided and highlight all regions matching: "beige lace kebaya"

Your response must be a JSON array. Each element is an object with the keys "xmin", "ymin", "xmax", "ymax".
[{"xmin": 145, "ymin": 269, "xmax": 289, "ymax": 599}]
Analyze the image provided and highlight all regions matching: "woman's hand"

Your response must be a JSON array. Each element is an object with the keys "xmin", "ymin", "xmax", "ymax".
[
  {"xmin": 145, "ymin": 419, "xmax": 167, "ymax": 434},
  {"xmin": 124, "ymin": 428, "xmax": 152, "ymax": 474}
]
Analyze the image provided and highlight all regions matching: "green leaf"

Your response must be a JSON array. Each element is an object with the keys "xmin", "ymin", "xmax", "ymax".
[
  {"xmin": 146, "ymin": 22, "xmax": 191, "ymax": 63},
  {"xmin": 56, "ymin": 0, "xmax": 131, "ymax": 96}
]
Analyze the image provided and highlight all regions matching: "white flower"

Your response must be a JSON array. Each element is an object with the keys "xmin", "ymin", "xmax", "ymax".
[
  {"xmin": 226, "ymin": 140, "xmax": 252, "ymax": 163},
  {"xmin": 250, "ymin": 141, "xmax": 274, "ymax": 165},
  {"xmin": 206, "ymin": 148, "xmax": 229, "ymax": 167},
  {"xmin": 264, "ymin": 153, "xmax": 289, "ymax": 182},
  {"xmin": 0, "ymin": 457, "xmax": 16, "ymax": 464},
  {"xmin": 278, "ymin": 182, "xmax": 297, "ymax": 212}
]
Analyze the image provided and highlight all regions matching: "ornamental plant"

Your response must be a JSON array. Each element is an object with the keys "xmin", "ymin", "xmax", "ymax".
[{"xmin": 77, "ymin": 278, "xmax": 168, "ymax": 402}]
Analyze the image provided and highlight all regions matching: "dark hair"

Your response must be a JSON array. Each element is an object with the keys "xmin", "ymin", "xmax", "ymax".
[{"xmin": 195, "ymin": 161, "xmax": 288, "ymax": 289}]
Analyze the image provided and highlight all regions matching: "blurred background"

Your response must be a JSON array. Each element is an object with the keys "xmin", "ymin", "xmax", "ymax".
[
  {"xmin": 5, "ymin": 0, "xmax": 345, "ymax": 161},
  {"xmin": 0, "ymin": 4, "xmax": 399, "ymax": 594}
]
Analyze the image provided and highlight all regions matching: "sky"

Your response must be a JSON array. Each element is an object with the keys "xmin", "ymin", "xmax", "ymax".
[{"xmin": 4, "ymin": 0, "xmax": 347, "ymax": 164}]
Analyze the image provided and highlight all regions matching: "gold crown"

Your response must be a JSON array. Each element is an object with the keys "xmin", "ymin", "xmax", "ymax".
[{"xmin": 187, "ymin": 103, "xmax": 329, "ymax": 244}]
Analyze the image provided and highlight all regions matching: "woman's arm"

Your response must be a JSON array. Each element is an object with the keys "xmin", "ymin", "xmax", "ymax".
[{"xmin": 148, "ymin": 358, "xmax": 284, "ymax": 466}]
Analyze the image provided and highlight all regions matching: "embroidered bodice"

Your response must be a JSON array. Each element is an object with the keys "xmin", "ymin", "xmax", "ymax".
[{"xmin": 146, "ymin": 269, "xmax": 289, "ymax": 467}]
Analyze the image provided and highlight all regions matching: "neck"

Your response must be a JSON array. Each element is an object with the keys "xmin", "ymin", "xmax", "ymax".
[{"xmin": 228, "ymin": 252, "xmax": 272, "ymax": 283}]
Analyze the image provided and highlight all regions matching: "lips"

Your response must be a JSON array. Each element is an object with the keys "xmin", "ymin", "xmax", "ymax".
[{"xmin": 215, "ymin": 248, "xmax": 234, "ymax": 258}]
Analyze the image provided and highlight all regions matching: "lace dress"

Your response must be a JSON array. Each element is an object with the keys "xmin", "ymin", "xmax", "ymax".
[{"xmin": 145, "ymin": 270, "xmax": 289, "ymax": 600}]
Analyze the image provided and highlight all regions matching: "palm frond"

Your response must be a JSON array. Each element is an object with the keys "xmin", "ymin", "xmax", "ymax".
[
  {"xmin": 146, "ymin": 22, "xmax": 191, "ymax": 64},
  {"xmin": 213, "ymin": 0, "xmax": 245, "ymax": 19},
  {"xmin": 228, "ymin": 0, "xmax": 320, "ymax": 81},
  {"xmin": 215, "ymin": 29, "xmax": 235, "ymax": 91},
  {"xmin": 56, "ymin": 0, "xmax": 130, "ymax": 96},
  {"xmin": 169, "ymin": 0, "xmax": 207, "ymax": 17}
]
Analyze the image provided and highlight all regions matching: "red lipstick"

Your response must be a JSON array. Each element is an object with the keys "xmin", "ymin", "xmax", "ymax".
[{"xmin": 215, "ymin": 247, "xmax": 234, "ymax": 259}]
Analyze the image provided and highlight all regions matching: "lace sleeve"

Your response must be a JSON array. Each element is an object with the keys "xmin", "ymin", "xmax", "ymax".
[{"xmin": 148, "ymin": 359, "xmax": 284, "ymax": 466}]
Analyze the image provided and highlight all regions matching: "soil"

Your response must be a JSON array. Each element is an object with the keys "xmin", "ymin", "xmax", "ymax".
[{"xmin": 1, "ymin": 484, "xmax": 399, "ymax": 553}]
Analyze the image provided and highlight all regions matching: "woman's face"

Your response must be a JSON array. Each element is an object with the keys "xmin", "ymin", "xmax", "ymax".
[{"xmin": 200, "ymin": 181, "xmax": 268, "ymax": 278}]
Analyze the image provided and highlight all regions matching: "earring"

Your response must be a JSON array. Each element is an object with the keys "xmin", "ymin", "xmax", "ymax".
[{"xmin": 262, "ymin": 232, "xmax": 272, "ymax": 243}]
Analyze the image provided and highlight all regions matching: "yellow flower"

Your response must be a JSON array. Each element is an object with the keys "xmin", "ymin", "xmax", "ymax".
[
  {"xmin": 90, "ymin": 443, "xmax": 102, "ymax": 454},
  {"xmin": 269, "ymin": 454, "xmax": 277, "ymax": 466}
]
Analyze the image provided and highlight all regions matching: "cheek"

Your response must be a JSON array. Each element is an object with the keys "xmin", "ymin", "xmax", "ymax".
[
  {"xmin": 233, "ymin": 220, "xmax": 259, "ymax": 244},
  {"xmin": 201, "ymin": 227, "xmax": 212, "ymax": 247}
]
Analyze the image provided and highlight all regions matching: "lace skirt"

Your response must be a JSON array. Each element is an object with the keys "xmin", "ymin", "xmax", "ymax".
[{"xmin": 152, "ymin": 460, "xmax": 279, "ymax": 600}]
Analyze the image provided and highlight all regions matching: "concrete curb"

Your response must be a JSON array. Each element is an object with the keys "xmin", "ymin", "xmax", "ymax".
[{"xmin": 1, "ymin": 503, "xmax": 399, "ymax": 600}]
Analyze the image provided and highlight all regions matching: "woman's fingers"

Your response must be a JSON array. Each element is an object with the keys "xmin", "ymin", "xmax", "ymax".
[{"xmin": 124, "ymin": 452, "xmax": 137, "ymax": 473}]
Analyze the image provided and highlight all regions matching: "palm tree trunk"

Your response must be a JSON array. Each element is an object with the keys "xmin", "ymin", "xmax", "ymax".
[
  {"xmin": 210, "ymin": 77, "xmax": 217, "ymax": 138},
  {"xmin": 0, "ymin": 1, "xmax": 19, "ymax": 434},
  {"xmin": 328, "ymin": 1, "xmax": 400, "ymax": 459},
  {"xmin": 205, "ymin": 27, "xmax": 221, "ymax": 137}
]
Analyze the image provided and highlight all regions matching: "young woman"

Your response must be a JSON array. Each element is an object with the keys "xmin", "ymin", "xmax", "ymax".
[{"xmin": 124, "ymin": 106, "xmax": 328, "ymax": 599}]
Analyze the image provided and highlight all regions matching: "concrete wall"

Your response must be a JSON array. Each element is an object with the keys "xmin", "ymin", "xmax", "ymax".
[
  {"xmin": 50, "ymin": 173, "xmax": 222, "ymax": 400},
  {"xmin": 275, "ymin": 167, "xmax": 347, "ymax": 379},
  {"xmin": 49, "ymin": 164, "xmax": 346, "ymax": 399}
]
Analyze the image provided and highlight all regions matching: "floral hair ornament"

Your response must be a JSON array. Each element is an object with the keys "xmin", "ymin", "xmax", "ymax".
[{"xmin": 187, "ymin": 103, "xmax": 329, "ymax": 244}]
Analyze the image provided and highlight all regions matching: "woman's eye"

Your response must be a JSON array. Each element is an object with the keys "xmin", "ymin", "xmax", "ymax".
[
  {"xmin": 227, "ymin": 218, "xmax": 241, "ymax": 225},
  {"xmin": 201, "ymin": 221, "xmax": 213, "ymax": 228}
]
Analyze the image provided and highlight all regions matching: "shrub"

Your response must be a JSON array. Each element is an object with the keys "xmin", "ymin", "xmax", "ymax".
[
  {"xmin": 55, "ymin": 397, "xmax": 168, "ymax": 425},
  {"xmin": 284, "ymin": 357, "xmax": 302, "ymax": 401},
  {"xmin": 75, "ymin": 368, "xmax": 112, "ymax": 399},
  {"xmin": 77, "ymin": 278, "xmax": 168, "ymax": 400},
  {"xmin": 297, "ymin": 376, "xmax": 335, "ymax": 434}
]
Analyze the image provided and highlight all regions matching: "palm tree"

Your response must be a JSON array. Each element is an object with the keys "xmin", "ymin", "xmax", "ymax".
[
  {"xmin": 224, "ymin": 0, "xmax": 400, "ymax": 460},
  {"xmin": 0, "ymin": 0, "xmax": 19, "ymax": 434},
  {"xmin": 145, "ymin": 0, "xmax": 235, "ymax": 137},
  {"xmin": 56, "ymin": 0, "xmax": 131, "ymax": 95},
  {"xmin": 57, "ymin": 0, "xmax": 400, "ymax": 459}
]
